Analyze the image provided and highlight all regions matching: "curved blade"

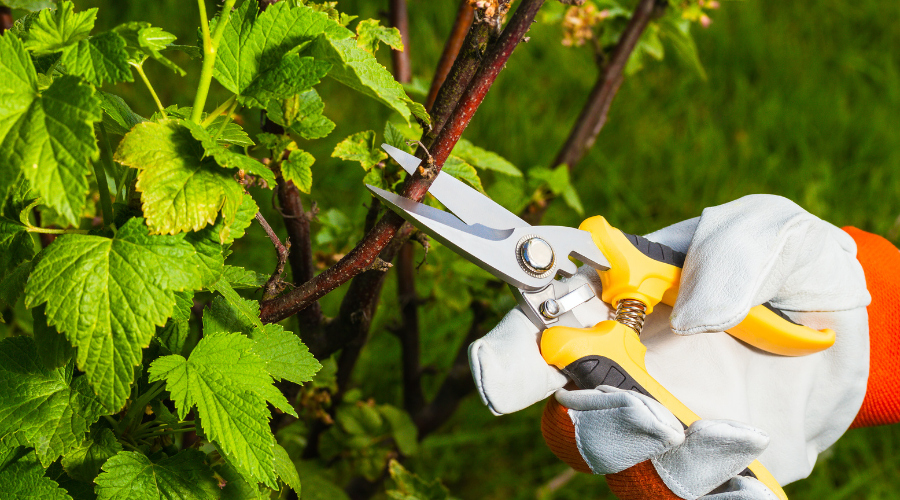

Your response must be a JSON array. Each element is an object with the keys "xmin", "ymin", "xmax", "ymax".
[{"xmin": 382, "ymin": 143, "xmax": 530, "ymax": 229}]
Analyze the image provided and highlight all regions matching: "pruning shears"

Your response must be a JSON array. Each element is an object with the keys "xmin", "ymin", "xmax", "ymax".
[{"xmin": 370, "ymin": 144, "xmax": 835, "ymax": 500}]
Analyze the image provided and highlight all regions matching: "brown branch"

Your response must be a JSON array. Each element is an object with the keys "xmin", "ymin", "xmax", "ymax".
[
  {"xmin": 523, "ymin": 0, "xmax": 666, "ymax": 224},
  {"xmin": 0, "ymin": 7, "xmax": 12, "ymax": 34},
  {"xmin": 397, "ymin": 242, "xmax": 424, "ymax": 415},
  {"xmin": 276, "ymin": 178, "xmax": 324, "ymax": 331},
  {"xmin": 259, "ymin": 0, "xmax": 547, "ymax": 324},
  {"xmin": 388, "ymin": 0, "xmax": 412, "ymax": 84},
  {"xmin": 254, "ymin": 211, "xmax": 292, "ymax": 300},
  {"xmin": 414, "ymin": 300, "xmax": 488, "ymax": 438},
  {"xmin": 425, "ymin": 1, "xmax": 475, "ymax": 110}
]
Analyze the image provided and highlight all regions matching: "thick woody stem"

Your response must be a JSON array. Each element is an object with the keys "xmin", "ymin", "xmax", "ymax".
[
  {"xmin": 425, "ymin": 1, "xmax": 475, "ymax": 110},
  {"xmin": 276, "ymin": 178, "xmax": 323, "ymax": 330},
  {"xmin": 389, "ymin": 0, "xmax": 412, "ymax": 84},
  {"xmin": 397, "ymin": 242, "xmax": 425, "ymax": 415},
  {"xmin": 259, "ymin": 0, "xmax": 546, "ymax": 324},
  {"xmin": 524, "ymin": 0, "xmax": 666, "ymax": 223}
]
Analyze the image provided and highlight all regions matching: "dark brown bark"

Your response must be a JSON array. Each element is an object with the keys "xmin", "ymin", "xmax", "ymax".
[
  {"xmin": 0, "ymin": 7, "xmax": 11, "ymax": 34},
  {"xmin": 425, "ymin": 1, "xmax": 475, "ymax": 110},
  {"xmin": 276, "ymin": 179, "xmax": 324, "ymax": 331},
  {"xmin": 397, "ymin": 242, "xmax": 424, "ymax": 415},
  {"xmin": 259, "ymin": 0, "xmax": 547, "ymax": 324},
  {"xmin": 523, "ymin": 0, "xmax": 666, "ymax": 224},
  {"xmin": 388, "ymin": 0, "xmax": 412, "ymax": 84}
]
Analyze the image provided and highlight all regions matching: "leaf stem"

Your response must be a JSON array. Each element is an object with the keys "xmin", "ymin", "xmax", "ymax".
[
  {"xmin": 201, "ymin": 94, "xmax": 237, "ymax": 127},
  {"xmin": 211, "ymin": 99, "xmax": 239, "ymax": 141},
  {"xmin": 94, "ymin": 124, "xmax": 116, "ymax": 227},
  {"xmin": 25, "ymin": 226, "xmax": 89, "ymax": 235},
  {"xmin": 132, "ymin": 64, "xmax": 166, "ymax": 117},
  {"xmin": 191, "ymin": 0, "xmax": 238, "ymax": 124},
  {"xmin": 103, "ymin": 415, "xmax": 121, "ymax": 434}
]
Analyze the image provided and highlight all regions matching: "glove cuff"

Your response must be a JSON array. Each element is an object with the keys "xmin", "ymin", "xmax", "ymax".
[{"xmin": 844, "ymin": 227, "xmax": 900, "ymax": 428}]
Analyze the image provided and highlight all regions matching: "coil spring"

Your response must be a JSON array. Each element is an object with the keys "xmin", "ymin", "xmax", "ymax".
[{"xmin": 615, "ymin": 298, "xmax": 648, "ymax": 334}]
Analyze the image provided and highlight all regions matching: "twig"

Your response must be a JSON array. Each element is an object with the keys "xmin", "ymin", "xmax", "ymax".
[
  {"xmin": 523, "ymin": 0, "xmax": 666, "ymax": 224},
  {"xmin": 389, "ymin": 0, "xmax": 412, "ymax": 84},
  {"xmin": 397, "ymin": 243, "xmax": 424, "ymax": 415},
  {"xmin": 276, "ymin": 178, "xmax": 324, "ymax": 330},
  {"xmin": 259, "ymin": 0, "xmax": 547, "ymax": 324},
  {"xmin": 254, "ymin": 211, "xmax": 292, "ymax": 300},
  {"xmin": 425, "ymin": 1, "xmax": 475, "ymax": 110}
]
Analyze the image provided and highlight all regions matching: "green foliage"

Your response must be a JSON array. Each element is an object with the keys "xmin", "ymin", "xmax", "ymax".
[
  {"xmin": 61, "ymin": 427, "xmax": 122, "ymax": 482},
  {"xmin": 529, "ymin": 165, "xmax": 584, "ymax": 215},
  {"xmin": 282, "ymin": 149, "xmax": 315, "ymax": 193},
  {"xmin": 387, "ymin": 459, "xmax": 452, "ymax": 500},
  {"xmin": 356, "ymin": 19, "xmax": 404, "ymax": 54},
  {"xmin": 95, "ymin": 449, "xmax": 219, "ymax": 500},
  {"xmin": 21, "ymin": 1, "xmax": 96, "ymax": 54},
  {"xmin": 0, "ymin": 446, "xmax": 71, "ymax": 500},
  {"xmin": 333, "ymin": 130, "xmax": 388, "ymax": 171}
]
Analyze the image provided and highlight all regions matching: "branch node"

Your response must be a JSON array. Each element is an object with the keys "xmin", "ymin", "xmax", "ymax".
[
  {"xmin": 412, "ymin": 232, "xmax": 430, "ymax": 270},
  {"xmin": 364, "ymin": 257, "xmax": 394, "ymax": 273}
]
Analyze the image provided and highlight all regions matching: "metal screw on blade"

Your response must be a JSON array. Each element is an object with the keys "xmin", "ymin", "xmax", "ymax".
[{"xmin": 517, "ymin": 235, "xmax": 555, "ymax": 278}]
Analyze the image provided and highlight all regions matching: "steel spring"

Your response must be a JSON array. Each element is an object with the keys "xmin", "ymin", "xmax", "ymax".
[{"xmin": 615, "ymin": 298, "xmax": 648, "ymax": 334}]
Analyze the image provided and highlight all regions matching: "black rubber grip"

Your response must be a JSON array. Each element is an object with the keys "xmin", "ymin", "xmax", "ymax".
[
  {"xmin": 621, "ymin": 231, "xmax": 799, "ymax": 328},
  {"xmin": 563, "ymin": 354, "xmax": 756, "ymax": 479}
]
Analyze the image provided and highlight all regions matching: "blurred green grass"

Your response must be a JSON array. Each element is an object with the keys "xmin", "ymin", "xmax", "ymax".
[{"xmin": 72, "ymin": 0, "xmax": 900, "ymax": 497}]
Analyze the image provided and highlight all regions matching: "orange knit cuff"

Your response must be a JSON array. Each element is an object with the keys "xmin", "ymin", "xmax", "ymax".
[{"xmin": 843, "ymin": 227, "xmax": 900, "ymax": 428}]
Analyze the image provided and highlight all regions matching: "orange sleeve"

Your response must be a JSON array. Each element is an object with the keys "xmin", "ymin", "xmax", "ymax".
[{"xmin": 843, "ymin": 227, "xmax": 900, "ymax": 428}]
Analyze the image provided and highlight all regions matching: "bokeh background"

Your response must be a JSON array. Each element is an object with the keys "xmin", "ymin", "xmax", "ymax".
[{"xmin": 63, "ymin": 0, "xmax": 900, "ymax": 497}]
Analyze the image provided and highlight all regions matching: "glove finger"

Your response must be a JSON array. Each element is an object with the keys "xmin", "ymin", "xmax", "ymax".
[
  {"xmin": 468, "ymin": 307, "xmax": 567, "ymax": 415},
  {"xmin": 643, "ymin": 217, "xmax": 700, "ymax": 254},
  {"xmin": 702, "ymin": 476, "xmax": 780, "ymax": 500},
  {"xmin": 556, "ymin": 387, "xmax": 685, "ymax": 474},
  {"xmin": 652, "ymin": 419, "xmax": 769, "ymax": 500},
  {"xmin": 669, "ymin": 194, "xmax": 868, "ymax": 335}
]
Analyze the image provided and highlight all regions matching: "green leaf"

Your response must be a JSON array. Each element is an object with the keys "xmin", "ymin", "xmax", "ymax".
[
  {"xmin": 0, "ymin": 0, "xmax": 55, "ymax": 11},
  {"xmin": 24, "ymin": 217, "xmax": 203, "ymax": 410},
  {"xmin": 451, "ymin": 139, "xmax": 522, "ymax": 177},
  {"xmin": 214, "ymin": 1, "xmax": 350, "ymax": 106},
  {"xmin": 309, "ymin": 36, "xmax": 420, "ymax": 125},
  {"xmin": 0, "ymin": 217, "xmax": 34, "ymax": 277},
  {"xmin": 0, "ymin": 34, "xmax": 102, "ymax": 226},
  {"xmin": 223, "ymin": 265, "xmax": 268, "ymax": 290},
  {"xmin": 97, "ymin": 91, "xmax": 145, "ymax": 136},
  {"xmin": 386, "ymin": 459, "xmax": 451, "ymax": 500},
  {"xmin": 155, "ymin": 290, "xmax": 193, "ymax": 355},
  {"xmin": 529, "ymin": 166, "xmax": 583, "ymax": 215},
  {"xmin": 282, "ymin": 150, "xmax": 314, "ymax": 193},
  {"xmin": 242, "ymin": 55, "xmax": 331, "ymax": 109},
  {"xmin": 113, "ymin": 22, "xmax": 184, "ymax": 75},
  {"xmin": 147, "ymin": 333, "xmax": 283, "ymax": 487},
  {"xmin": 379, "ymin": 406, "xmax": 417, "ymax": 456},
  {"xmin": 266, "ymin": 89, "xmax": 335, "ymax": 140},
  {"xmin": 205, "ymin": 280, "xmax": 263, "ymax": 333},
  {"xmin": 114, "ymin": 120, "xmax": 245, "ymax": 235},
  {"xmin": 250, "ymin": 324, "xmax": 321, "ymax": 385},
  {"xmin": 274, "ymin": 444, "xmax": 301, "ymax": 496},
  {"xmin": 95, "ymin": 449, "xmax": 219, "ymax": 500},
  {"xmin": 0, "ymin": 446, "xmax": 71, "ymax": 500},
  {"xmin": 216, "ymin": 462, "xmax": 268, "ymax": 500},
  {"xmin": 332, "ymin": 131, "xmax": 387, "ymax": 171},
  {"xmin": 225, "ymin": 192, "xmax": 258, "ymax": 244},
  {"xmin": 442, "ymin": 156, "xmax": 484, "ymax": 194},
  {"xmin": 356, "ymin": 19, "xmax": 403, "ymax": 54},
  {"xmin": 384, "ymin": 121, "xmax": 410, "ymax": 153},
  {"xmin": 0, "ymin": 336, "xmax": 105, "ymax": 466},
  {"xmin": 0, "ymin": 261, "xmax": 32, "ymax": 309},
  {"xmin": 185, "ymin": 226, "xmax": 226, "ymax": 286},
  {"xmin": 182, "ymin": 120, "xmax": 276, "ymax": 188},
  {"xmin": 61, "ymin": 427, "xmax": 122, "ymax": 482},
  {"xmin": 32, "ymin": 304, "xmax": 73, "ymax": 369},
  {"xmin": 22, "ymin": 0, "xmax": 96, "ymax": 55},
  {"xmin": 60, "ymin": 31, "xmax": 133, "ymax": 86},
  {"xmin": 659, "ymin": 16, "xmax": 707, "ymax": 80}
]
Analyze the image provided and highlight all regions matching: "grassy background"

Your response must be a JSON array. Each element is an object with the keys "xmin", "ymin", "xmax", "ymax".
[{"xmin": 72, "ymin": 0, "xmax": 900, "ymax": 497}]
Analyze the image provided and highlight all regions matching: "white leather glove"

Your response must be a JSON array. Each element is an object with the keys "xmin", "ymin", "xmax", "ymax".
[{"xmin": 468, "ymin": 195, "xmax": 871, "ymax": 499}]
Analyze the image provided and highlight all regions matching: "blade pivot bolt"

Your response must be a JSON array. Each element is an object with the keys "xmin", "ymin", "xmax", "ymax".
[{"xmin": 517, "ymin": 235, "xmax": 555, "ymax": 278}]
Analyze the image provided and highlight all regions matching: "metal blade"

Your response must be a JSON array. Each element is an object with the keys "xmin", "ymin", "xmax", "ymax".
[
  {"xmin": 367, "ymin": 185, "xmax": 610, "ymax": 291},
  {"xmin": 381, "ymin": 143, "xmax": 530, "ymax": 229}
]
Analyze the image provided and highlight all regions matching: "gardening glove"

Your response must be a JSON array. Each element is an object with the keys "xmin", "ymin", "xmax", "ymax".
[{"xmin": 468, "ymin": 194, "xmax": 875, "ymax": 499}]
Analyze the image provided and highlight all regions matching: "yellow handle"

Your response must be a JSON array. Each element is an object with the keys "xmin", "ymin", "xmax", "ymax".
[
  {"xmin": 541, "ymin": 321, "xmax": 789, "ymax": 500},
  {"xmin": 579, "ymin": 216, "xmax": 835, "ymax": 356}
]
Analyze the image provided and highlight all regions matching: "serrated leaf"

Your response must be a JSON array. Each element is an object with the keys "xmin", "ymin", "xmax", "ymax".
[
  {"xmin": 153, "ymin": 106, "xmax": 253, "ymax": 147},
  {"xmin": 182, "ymin": 120, "xmax": 276, "ymax": 188},
  {"xmin": 25, "ymin": 217, "xmax": 203, "ymax": 410},
  {"xmin": 214, "ymin": 1, "xmax": 350, "ymax": 106},
  {"xmin": 529, "ymin": 165, "xmax": 583, "ymax": 215},
  {"xmin": 309, "ymin": 36, "xmax": 417, "ymax": 125},
  {"xmin": 451, "ymin": 139, "xmax": 522, "ymax": 177},
  {"xmin": 115, "ymin": 119, "xmax": 245, "ymax": 235},
  {"xmin": 387, "ymin": 459, "xmax": 451, "ymax": 500},
  {"xmin": 147, "ymin": 333, "xmax": 282, "ymax": 487},
  {"xmin": 205, "ymin": 280, "xmax": 263, "ymax": 332},
  {"xmin": 223, "ymin": 265, "xmax": 268, "ymax": 289},
  {"xmin": 362, "ymin": 168, "xmax": 385, "ymax": 190},
  {"xmin": 0, "ymin": 336, "xmax": 105, "ymax": 466},
  {"xmin": 95, "ymin": 449, "xmax": 219, "ymax": 500},
  {"xmin": 1, "ymin": 0, "xmax": 56, "ymax": 11},
  {"xmin": 0, "ymin": 446, "xmax": 71, "ymax": 500},
  {"xmin": 242, "ymin": 55, "xmax": 331, "ymax": 109},
  {"xmin": 216, "ymin": 461, "xmax": 268, "ymax": 500},
  {"xmin": 61, "ymin": 427, "xmax": 122, "ymax": 482},
  {"xmin": 183, "ymin": 225, "xmax": 225, "ymax": 285},
  {"xmin": 274, "ymin": 444, "xmax": 301, "ymax": 496},
  {"xmin": 113, "ymin": 22, "xmax": 184, "ymax": 75},
  {"xmin": 282, "ymin": 150, "xmax": 314, "ymax": 193},
  {"xmin": 226, "ymin": 192, "xmax": 258, "ymax": 243},
  {"xmin": 22, "ymin": 0, "xmax": 96, "ymax": 55},
  {"xmin": 0, "ymin": 217, "xmax": 34, "ymax": 277},
  {"xmin": 383, "ymin": 121, "xmax": 410, "ymax": 153},
  {"xmin": 0, "ymin": 260, "xmax": 32, "ymax": 308},
  {"xmin": 442, "ymin": 156, "xmax": 484, "ymax": 194},
  {"xmin": 156, "ymin": 290, "xmax": 193, "ymax": 355},
  {"xmin": 33, "ymin": 304, "xmax": 73, "ymax": 369},
  {"xmin": 0, "ymin": 34, "xmax": 102, "ymax": 226},
  {"xmin": 60, "ymin": 31, "xmax": 133, "ymax": 86},
  {"xmin": 97, "ymin": 92, "xmax": 145, "ymax": 136},
  {"xmin": 266, "ymin": 89, "xmax": 335, "ymax": 140},
  {"xmin": 332, "ymin": 131, "xmax": 387, "ymax": 171},
  {"xmin": 251, "ymin": 324, "xmax": 320, "ymax": 385},
  {"xmin": 356, "ymin": 19, "xmax": 403, "ymax": 54}
]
